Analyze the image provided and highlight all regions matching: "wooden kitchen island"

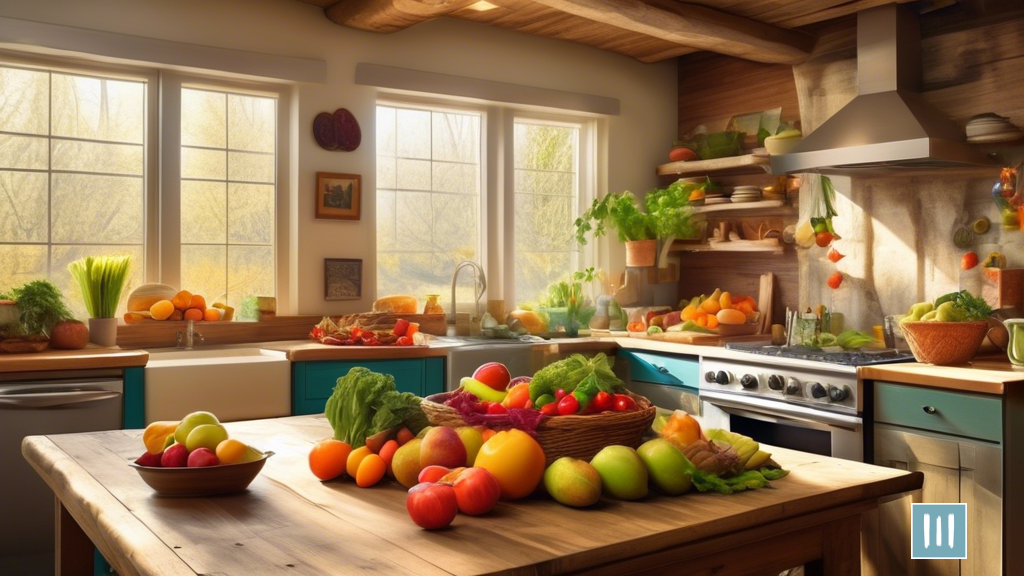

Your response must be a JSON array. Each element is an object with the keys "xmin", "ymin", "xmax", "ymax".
[{"xmin": 22, "ymin": 415, "xmax": 921, "ymax": 576}]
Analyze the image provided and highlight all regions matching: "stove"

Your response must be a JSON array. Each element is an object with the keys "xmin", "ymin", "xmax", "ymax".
[{"xmin": 723, "ymin": 343, "xmax": 916, "ymax": 367}]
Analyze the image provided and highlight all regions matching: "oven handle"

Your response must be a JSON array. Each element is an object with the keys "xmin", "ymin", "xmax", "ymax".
[{"xmin": 700, "ymin": 390, "xmax": 862, "ymax": 431}]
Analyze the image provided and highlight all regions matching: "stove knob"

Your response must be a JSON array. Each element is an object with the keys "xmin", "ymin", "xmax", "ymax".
[
  {"xmin": 767, "ymin": 374, "xmax": 784, "ymax": 391},
  {"xmin": 828, "ymin": 385, "xmax": 849, "ymax": 402},
  {"xmin": 740, "ymin": 374, "xmax": 758, "ymax": 390},
  {"xmin": 785, "ymin": 378, "xmax": 802, "ymax": 396},
  {"xmin": 704, "ymin": 371, "xmax": 717, "ymax": 384},
  {"xmin": 809, "ymin": 382, "xmax": 827, "ymax": 399},
  {"xmin": 715, "ymin": 370, "xmax": 732, "ymax": 385}
]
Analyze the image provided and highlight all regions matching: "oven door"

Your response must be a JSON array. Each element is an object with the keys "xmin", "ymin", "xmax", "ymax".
[{"xmin": 700, "ymin": 390, "xmax": 863, "ymax": 462}]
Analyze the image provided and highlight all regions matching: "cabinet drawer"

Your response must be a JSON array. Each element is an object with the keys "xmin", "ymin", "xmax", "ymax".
[
  {"xmin": 625, "ymin": 351, "xmax": 699, "ymax": 390},
  {"xmin": 874, "ymin": 382, "xmax": 1002, "ymax": 443},
  {"xmin": 292, "ymin": 358, "xmax": 445, "ymax": 416}
]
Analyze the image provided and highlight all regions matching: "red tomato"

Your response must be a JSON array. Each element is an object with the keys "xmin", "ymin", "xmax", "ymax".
[
  {"xmin": 815, "ymin": 232, "xmax": 834, "ymax": 247},
  {"xmin": 395, "ymin": 336, "xmax": 413, "ymax": 346},
  {"xmin": 406, "ymin": 482, "xmax": 458, "ymax": 530},
  {"xmin": 451, "ymin": 467, "xmax": 501, "ymax": 515},
  {"xmin": 557, "ymin": 394, "xmax": 580, "ymax": 415},
  {"xmin": 540, "ymin": 403, "xmax": 558, "ymax": 416},
  {"xmin": 592, "ymin": 391, "xmax": 614, "ymax": 412},
  {"xmin": 827, "ymin": 271, "xmax": 843, "ymax": 290},
  {"xmin": 393, "ymin": 319, "xmax": 410, "ymax": 336},
  {"xmin": 350, "ymin": 327, "xmax": 363, "ymax": 338},
  {"xmin": 613, "ymin": 394, "xmax": 637, "ymax": 412},
  {"xmin": 961, "ymin": 252, "xmax": 979, "ymax": 270},
  {"xmin": 554, "ymin": 388, "xmax": 567, "ymax": 401},
  {"xmin": 472, "ymin": 362, "xmax": 511, "ymax": 391},
  {"xmin": 486, "ymin": 403, "xmax": 508, "ymax": 415}
]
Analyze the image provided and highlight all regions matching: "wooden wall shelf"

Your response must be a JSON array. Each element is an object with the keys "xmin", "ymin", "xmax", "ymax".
[
  {"xmin": 670, "ymin": 239, "xmax": 784, "ymax": 254},
  {"xmin": 691, "ymin": 199, "xmax": 794, "ymax": 217},
  {"xmin": 658, "ymin": 154, "xmax": 771, "ymax": 178}
]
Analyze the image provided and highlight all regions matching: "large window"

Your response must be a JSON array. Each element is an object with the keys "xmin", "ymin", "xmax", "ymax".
[
  {"xmin": 179, "ymin": 87, "xmax": 277, "ymax": 307},
  {"xmin": 0, "ymin": 63, "xmax": 147, "ymax": 316},
  {"xmin": 375, "ymin": 104, "xmax": 482, "ymax": 304}
]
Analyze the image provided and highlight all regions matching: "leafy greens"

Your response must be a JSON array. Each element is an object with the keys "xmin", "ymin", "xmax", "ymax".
[{"xmin": 324, "ymin": 367, "xmax": 428, "ymax": 446}]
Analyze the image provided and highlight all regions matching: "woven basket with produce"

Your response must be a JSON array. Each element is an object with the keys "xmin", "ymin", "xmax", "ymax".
[
  {"xmin": 898, "ymin": 290, "xmax": 993, "ymax": 365},
  {"xmin": 421, "ymin": 354, "xmax": 656, "ymax": 465}
]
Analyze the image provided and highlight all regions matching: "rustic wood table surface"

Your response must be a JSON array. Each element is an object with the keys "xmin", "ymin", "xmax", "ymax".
[{"xmin": 22, "ymin": 415, "xmax": 921, "ymax": 576}]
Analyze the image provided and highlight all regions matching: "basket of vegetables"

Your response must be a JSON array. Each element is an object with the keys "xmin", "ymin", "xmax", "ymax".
[
  {"xmin": 421, "ymin": 354, "xmax": 656, "ymax": 465},
  {"xmin": 899, "ymin": 290, "xmax": 993, "ymax": 366}
]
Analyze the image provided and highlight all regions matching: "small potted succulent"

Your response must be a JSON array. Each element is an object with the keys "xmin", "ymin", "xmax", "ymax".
[{"xmin": 69, "ymin": 255, "xmax": 132, "ymax": 347}]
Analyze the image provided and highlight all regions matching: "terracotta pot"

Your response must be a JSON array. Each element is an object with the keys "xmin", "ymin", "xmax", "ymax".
[
  {"xmin": 89, "ymin": 317, "xmax": 118, "ymax": 348},
  {"xmin": 624, "ymin": 239, "xmax": 657, "ymax": 267}
]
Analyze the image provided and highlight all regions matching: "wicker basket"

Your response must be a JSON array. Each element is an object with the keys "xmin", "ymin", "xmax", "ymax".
[
  {"xmin": 421, "ymin": 391, "xmax": 656, "ymax": 465},
  {"xmin": 900, "ymin": 321, "xmax": 988, "ymax": 365}
]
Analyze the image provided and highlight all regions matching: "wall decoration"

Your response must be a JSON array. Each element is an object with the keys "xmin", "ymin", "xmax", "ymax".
[
  {"xmin": 316, "ymin": 172, "xmax": 361, "ymax": 220},
  {"xmin": 312, "ymin": 108, "xmax": 361, "ymax": 151},
  {"xmin": 324, "ymin": 258, "xmax": 362, "ymax": 301}
]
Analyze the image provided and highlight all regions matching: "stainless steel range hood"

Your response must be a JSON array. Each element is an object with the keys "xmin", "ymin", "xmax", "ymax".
[{"xmin": 770, "ymin": 4, "xmax": 994, "ymax": 175}]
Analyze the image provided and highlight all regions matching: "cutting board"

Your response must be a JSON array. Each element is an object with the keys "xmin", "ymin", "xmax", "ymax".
[
  {"xmin": 333, "ymin": 313, "xmax": 447, "ymax": 335},
  {"xmin": 629, "ymin": 330, "xmax": 722, "ymax": 345}
]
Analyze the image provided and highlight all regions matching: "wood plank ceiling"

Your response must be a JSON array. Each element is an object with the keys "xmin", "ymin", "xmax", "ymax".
[{"xmin": 296, "ymin": 0, "xmax": 911, "ymax": 64}]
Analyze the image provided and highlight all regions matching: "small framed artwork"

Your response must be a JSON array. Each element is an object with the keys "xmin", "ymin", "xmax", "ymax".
[
  {"xmin": 316, "ymin": 172, "xmax": 361, "ymax": 220},
  {"xmin": 324, "ymin": 258, "xmax": 362, "ymax": 301}
]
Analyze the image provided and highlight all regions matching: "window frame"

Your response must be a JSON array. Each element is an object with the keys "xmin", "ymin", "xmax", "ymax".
[{"xmin": 159, "ymin": 72, "xmax": 291, "ymax": 313}]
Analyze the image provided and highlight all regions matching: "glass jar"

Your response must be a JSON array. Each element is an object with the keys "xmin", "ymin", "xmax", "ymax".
[{"xmin": 423, "ymin": 294, "xmax": 443, "ymax": 315}]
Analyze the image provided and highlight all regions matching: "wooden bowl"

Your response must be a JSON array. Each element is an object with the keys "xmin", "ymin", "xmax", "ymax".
[
  {"xmin": 900, "ymin": 321, "xmax": 988, "ymax": 365},
  {"xmin": 130, "ymin": 451, "xmax": 273, "ymax": 497}
]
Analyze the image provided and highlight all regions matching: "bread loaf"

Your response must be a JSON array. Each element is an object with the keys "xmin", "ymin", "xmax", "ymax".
[{"xmin": 372, "ymin": 295, "xmax": 418, "ymax": 314}]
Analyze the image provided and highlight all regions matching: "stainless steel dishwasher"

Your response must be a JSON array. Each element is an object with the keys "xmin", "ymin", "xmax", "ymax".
[{"xmin": 0, "ymin": 375, "xmax": 123, "ymax": 575}]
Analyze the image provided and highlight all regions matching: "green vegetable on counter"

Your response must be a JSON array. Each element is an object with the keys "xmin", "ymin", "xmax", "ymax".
[
  {"xmin": 690, "ymin": 467, "xmax": 789, "ymax": 495},
  {"xmin": 529, "ymin": 353, "xmax": 623, "ymax": 402},
  {"xmin": 901, "ymin": 290, "xmax": 992, "ymax": 324},
  {"xmin": 324, "ymin": 367, "xmax": 428, "ymax": 446},
  {"xmin": 68, "ymin": 255, "xmax": 132, "ymax": 319},
  {"xmin": 1, "ymin": 280, "xmax": 73, "ymax": 338}
]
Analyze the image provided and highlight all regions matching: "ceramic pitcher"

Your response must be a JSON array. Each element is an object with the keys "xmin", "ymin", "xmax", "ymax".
[{"xmin": 1006, "ymin": 318, "xmax": 1024, "ymax": 367}]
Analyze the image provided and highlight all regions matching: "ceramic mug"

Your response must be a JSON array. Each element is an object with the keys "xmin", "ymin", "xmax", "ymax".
[{"xmin": 1005, "ymin": 318, "xmax": 1024, "ymax": 367}]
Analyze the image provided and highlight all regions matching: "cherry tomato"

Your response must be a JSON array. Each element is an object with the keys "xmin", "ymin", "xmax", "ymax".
[
  {"xmin": 592, "ymin": 391, "xmax": 614, "ymax": 412},
  {"xmin": 557, "ymin": 394, "xmax": 580, "ymax": 415},
  {"xmin": 961, "ymin": 251, "xmax": 979, "ymax": 270},
  {"xmin": 827, "ymin": 271, "xmax": 843, "ymax": 290},
  {"xmin": 350, "ymin": 327, "xmax": 363, "ymax": 338},
  {"xmin": 815, "ymin": 232, "xmax": 834, "ymax": 247},
  {"xmin": 613, "ymin": 394, "xmax": 637, "ymax": 412},
  {"xmin": 554, "ymin": 388, "xmax": 568, "ymax": 401},
  {"xmin": 396, "ymin": 336, "xmax": 413, "ymax": 346},
  {"xmin": 540, "ymin": 402, "xmax": 558, "ymax": 416},
  {"xmin": 486, "ymin": 403, "xmax": 508, "ymax": 415},
  {"xmin": 393, "ymin": 319, "xmax": 410, "ymax": 336}
]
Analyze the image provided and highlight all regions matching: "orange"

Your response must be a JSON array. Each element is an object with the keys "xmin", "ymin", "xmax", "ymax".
[
  {"xmin": 203, "ymin": 308, "xmax": 221, "ymax": 322},
  {"xmin": 168, "ymin": 309, "xmax": 184, "ymax": 321},
  {"xmin": 694, "ymin": 314, "xmax": 708, "ymax": 327},
  {"xmin": 699, "ymin": 298, "xmax": 721, "ymax": 315},
  {"xmin": 502, "ymin": 382, "xmax": 531, "ymax": 409},
  {"xmin": 187, "ymin": 294, "xmax": 207, "ymax": 311},
  {"xmin": 346, "ymin": 445, "xmax": 373, "ymax": 479},
  {"xmin": 473, "ymin": 429, "xmax": 545, "ymax": 499},
  {"xmin": 183, "ymin": 308, "xmax": 203, "ymax": 321},
  {"xmin": 481, "ymin": 429, "xmax": 496, "ymax": 442},
  {"xmin": 149, "ymin": 300, "xmax": 174, "ymax": 321},
  {"xmin": 216, "ymin": 439, "xmax": 248, "ymax": 465},
  {"xmin": 680, "ymin": 305, "xmax": 699, "ymax": 322},
  {"xmin": 309, "ymin": 439, "xmax": 352, "ymax": 481},
  {"xmin": 706, "ymin": 315, "xmax": 719, "ymax": 329},
  {"xmin": 171, "ymin": 290, "xmax": 192, "ymax": 311},
  {"xmin": 735, "ymin": 301, "xmax": 755, "ymax": 317},
  {"xmin": 355, "ymin": 454, "xmax": 387, "ymax": 487},
  {"xmin": 719, "ymin": 291, "xmax": 733, "ymax": 310}
]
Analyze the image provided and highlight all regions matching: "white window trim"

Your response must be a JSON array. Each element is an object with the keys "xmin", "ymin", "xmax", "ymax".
[{"xmin": 159, "ymin": 72, "xmax": 292, "ymax": 313}]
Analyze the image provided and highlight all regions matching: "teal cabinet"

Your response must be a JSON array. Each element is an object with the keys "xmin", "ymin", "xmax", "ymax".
[
  {"xmin": 292, "ymin": 358, "xmax": 446, "ymax": 415},
  {"xmin": 621, "ymin": 350, "xmax": 700, "ymax": 390},
  {"xmin": 874, "ymin": 381, "xmax": 1002, "ymax": 443}
]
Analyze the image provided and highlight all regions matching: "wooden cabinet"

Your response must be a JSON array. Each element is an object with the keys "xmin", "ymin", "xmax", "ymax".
[
  {"xmin": 291, "ymin": 358, "xmax": 445, "ymax": 415},
  {"xmin": 871, "ymin": 424, "xmax": 1002, "ymax": 576}
]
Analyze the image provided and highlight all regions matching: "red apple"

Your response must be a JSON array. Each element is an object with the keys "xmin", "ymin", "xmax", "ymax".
[
  {"xmin": 472, "ymin": 362, "xmax": 511, "ymax": 391},
  {"xmin": 160, "ymin": 443, "xmax": 189, "ymax": 468},
  {"xmin": 187, "ymin": 447, "xmax": 219, "ymax": 467},
  {"xmin": 418, "ymin": 465, "xmax": 452, "ymax": 484},
  {"xmin": 451, "ymin": 467, "xmax": 501, "ymax": 515},
  {"xmin": 49, "ymin": 320, "xmax": 89, "ymax": 350},
  {"xmin": 406, "ymin": 482, "xmax": 458, "ymax": 530},
  {"xmin": 134, "ymin": 451, "xmax": 163, "ymax": 467}
]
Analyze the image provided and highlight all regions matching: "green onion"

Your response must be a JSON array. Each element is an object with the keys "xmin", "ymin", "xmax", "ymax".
[{"xmin": 68, "ymin": 255, "xmax": 132, "ymax": 318}]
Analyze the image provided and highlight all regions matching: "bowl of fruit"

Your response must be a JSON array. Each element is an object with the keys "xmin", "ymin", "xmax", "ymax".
[
  {"xmin": 898, "ymin": 291, "xmax": 993, "ymax": 366},
  {"xmin": 131, "ymin": 411, "xmax": 272, "ymax": 497}
]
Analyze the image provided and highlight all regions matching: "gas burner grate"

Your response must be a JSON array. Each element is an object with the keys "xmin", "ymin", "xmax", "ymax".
[{"xmin": 725, "ymin": 344, "xmax": 916, "ymax": 366}]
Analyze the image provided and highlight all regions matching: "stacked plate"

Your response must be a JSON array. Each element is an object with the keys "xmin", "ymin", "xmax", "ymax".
[
  {"xmin": 966, "ymin": 114, "xmax": 1024, "ymax": 144},
  {"xmin": 731, "ymin": 185, "xmax": 762, "ymax": 203},
  {"xmin": 705, "ymin": 188, "xmax": 729, "ymax": 205}
]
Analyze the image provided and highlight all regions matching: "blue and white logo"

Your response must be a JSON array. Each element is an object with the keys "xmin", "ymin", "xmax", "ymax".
[{"xmin": 911, "ymin": 503, "xmax": 966, "ymax": 560}]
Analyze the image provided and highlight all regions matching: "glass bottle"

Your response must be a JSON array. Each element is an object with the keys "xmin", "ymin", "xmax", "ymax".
[{"xmin": 423, "ymin": 294, "xmax": 443, "ymax": 315}]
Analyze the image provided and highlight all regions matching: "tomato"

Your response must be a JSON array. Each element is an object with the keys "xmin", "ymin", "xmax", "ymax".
[
  {"xmin": 350, "ymin": 326, "xmax": 363, "ymax": 338},
  {"xmin": 393, "ymin": 318, "xmax": 410, "ymax": 336},
  {"xmin": 472, "ymin": 362, "xmax": 511, "ymax": 391},
  {"xmin": 451, "ymin": 467, "xmax": 501, "ymax": 515},
  {"xmin": 827, "ymin": 271, "xmax": 843, "ymax": 290},
  {"xmin": 557, "ymin": 394, "xmax": 580, "ymax": 415},
  {"xmin": 486, "ymin": 403, "xmax": 508, "ymax": 415},
  {"xmin": 406, "ymin": 323, "xmax": 420, "ymax": 337},
  {"xmin": 592, "ymin": 391, "xmax": 614, "ymax": 412},
  {"xmin": 406, "ymin": 482, "xmax": 458, "ymax": 529},
  {"xmin": 554, "ymin": 388, "xmax": 567, "ymax": 401},
  {"xmin": 395, "ymin": 336, "xmax": 413, "ymax": 346},
  {"xmin": 961, "ymin": 251, "xmax": 979, "ymax": 270},
  {"xmin": 613, "ymin": 394, "xmax": 637, "ymax": 412},
  {"xmin": 540, "ymin": 402, "xmax": 558, "ymax": 416},
  {"xmin": 815, "ymin": 232, "xmax": 834, "ymax": 247}
]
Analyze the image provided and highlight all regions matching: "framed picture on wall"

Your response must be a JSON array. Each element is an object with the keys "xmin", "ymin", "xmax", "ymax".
[
  {"xmin": 324, "ymin": 258, "xmax": 362, "ymax": 301},
  {"xmin": 316, "ymin": 172, "xmax": 361, "ymax": 220}
]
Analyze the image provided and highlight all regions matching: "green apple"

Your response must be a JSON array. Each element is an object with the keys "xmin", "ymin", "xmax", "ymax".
[
  {"xmin": 637, "ymin": 438, "xmax": 693, "ymax": 495},
  {"xmin": 590, "ymin": 445, "xmax": 648, "ymax": 500},
  {"xmin": 544, "ymin": 457, "xmax": 602, "ymax": 507},
  {"xmin": 185, "ymin": 423, "xmax": 229, "ymax": 452},
  {"xmin": 174, "ymin": 411, "xmax": 220, "ymax": 445},
  {"xmin": 456, "ymin": 427, "xmax": 484, "ymax": 466}
]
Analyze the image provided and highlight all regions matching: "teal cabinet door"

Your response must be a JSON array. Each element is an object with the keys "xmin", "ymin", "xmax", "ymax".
[
  {"xmin": 292, "ymin": 358, "xmax": 445, "ymax": 415},
  {"xmin": 621, "ymin": 350, "xmax": 700, "ymax": 391}
]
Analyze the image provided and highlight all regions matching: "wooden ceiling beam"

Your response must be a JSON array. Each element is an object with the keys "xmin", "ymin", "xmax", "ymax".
[
  {"xmin": 325, "ymin": 0, "xmax": 478, "ymax": 33},
  {"xmin": 526, "ymin": 0, "xmax": 816, "ymax": 64}
]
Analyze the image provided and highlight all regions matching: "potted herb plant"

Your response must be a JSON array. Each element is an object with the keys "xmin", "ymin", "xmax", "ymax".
[
  {"xmin": 535, "ymin": 267, "xmax": 599, "ymax": 337},
  {"xmin": 69, "ymin": 255, "xmax": 132, "ymax": 347},
  {"xmin": 0, "ymin": 280, "xmax": 74, "ymax": 353},
  {"xmin": 575, "ymin": 181, "xmax": 699, "ymax": 268}
]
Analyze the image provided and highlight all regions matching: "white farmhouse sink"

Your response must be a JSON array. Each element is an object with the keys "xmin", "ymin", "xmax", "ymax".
[{"xmin": 144, "ymin": 347, "xmax": 290, "ymax": 424}]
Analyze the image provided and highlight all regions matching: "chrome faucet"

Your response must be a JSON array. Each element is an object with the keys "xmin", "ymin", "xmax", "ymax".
[
  {"xmin": 449, "ymin": 261, "xmax": 486, "ymax": 325},
  {"xmin": 176, "ymin": 319, "xmax": 205, "ymax": 350}
]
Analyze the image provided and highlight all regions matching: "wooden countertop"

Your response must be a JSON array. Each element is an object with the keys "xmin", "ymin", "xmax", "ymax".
[
  {"xmin": 266, "ymin": 338, "xmax": 616, "ymax": 362},
  {"xmin": 23, "ymin": 415, "xmax": 921, "ymax": 576},
  {"xmin": 860, "ymin": 357, "xmax": 1024, "ymax": 395},
  {"xmin": 0, "ymin": 346, "xmax": 149, "ymax": 374}
]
